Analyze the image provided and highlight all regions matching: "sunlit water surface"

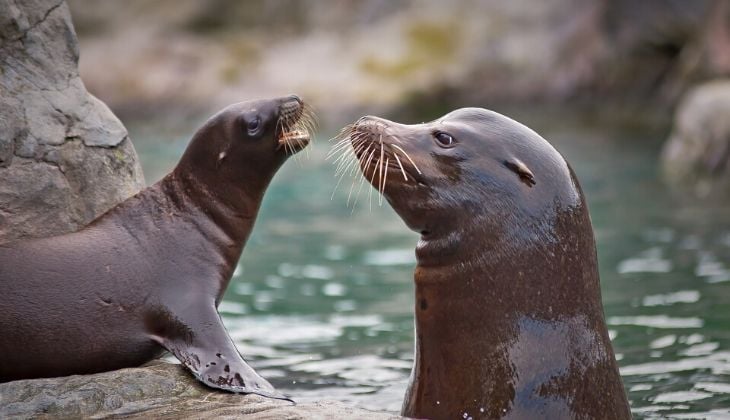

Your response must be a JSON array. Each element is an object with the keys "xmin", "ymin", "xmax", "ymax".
[{"xmin": 130, "ymin": 113, "xmax": 730, "ymax": 418}]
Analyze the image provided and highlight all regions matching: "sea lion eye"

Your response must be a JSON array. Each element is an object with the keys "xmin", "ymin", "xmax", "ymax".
[
  {"xmin": 247, "ymin": 117, "xmax": 261, "ymax": 134},
  {"xmin": 434, "ymin": 132, "xmax": 455, "ymax": 148}
]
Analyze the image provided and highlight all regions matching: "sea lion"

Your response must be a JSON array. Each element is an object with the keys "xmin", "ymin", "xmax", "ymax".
[
  {"xmin": 0, "ymin": 95, "xmax": 314, "ymax": 400},
  {"xmin": 333, "ymin": 108, "xmax": 631, "ymax": 419}
]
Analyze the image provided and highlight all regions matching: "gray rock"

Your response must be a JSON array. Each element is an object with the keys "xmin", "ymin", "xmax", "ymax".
[
  {"xmin": 0, "ymin": 361, "xmax": 401, "ymax": 420},
  {"xmin": 0, "ymin": 0, "xmax": 145, "ymax": 243},
  {"xmin": 661, "ymin": 80, "xmax": 730, "ymax": 199}
]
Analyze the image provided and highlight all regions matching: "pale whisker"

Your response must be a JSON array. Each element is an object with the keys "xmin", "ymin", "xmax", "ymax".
[
  {"xmin": 393, "ymin": 152, "xmax": 409, "ymax": 181},
  {"xmin": 381, "ymin": 157, "xmax": 390, "ymax": 206},
  {"xmin": 391, "ymin": 144, "xmax": 422, "ymax": 174}
]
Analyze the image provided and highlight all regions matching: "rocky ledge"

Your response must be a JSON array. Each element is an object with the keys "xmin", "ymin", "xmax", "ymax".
[{"xmin": 0, "ymin": 361, "xmax": 401, "ymax": 420}]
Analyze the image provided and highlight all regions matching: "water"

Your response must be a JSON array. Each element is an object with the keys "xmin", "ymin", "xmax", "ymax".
[{"xmin": 129, "ymin": 113, "xmax": 730, "ymax": 418}]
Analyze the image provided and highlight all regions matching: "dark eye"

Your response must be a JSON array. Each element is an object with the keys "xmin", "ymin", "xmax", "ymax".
[
  {"xmin": 434, "ymin": 132, "xmax": 455, "ymax": 147},
  {"xmin": 247, "ymin": 117, "xmax": 261, "ymax": 133}
]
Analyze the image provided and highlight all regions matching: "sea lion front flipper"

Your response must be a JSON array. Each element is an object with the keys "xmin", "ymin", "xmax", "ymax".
[{"xmin": 149, "ymin": 305, "xmax": 291, "ymax": 401}]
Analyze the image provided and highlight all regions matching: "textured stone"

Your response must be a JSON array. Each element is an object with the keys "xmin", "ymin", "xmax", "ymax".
[
  {"xmin": 0, "ymin": 0, "xmax": 145, "ymax": 243},
  {"xmin": 0, "ymin": 361, "xmax": 401, "ymax": 420},
  {"xmin": 661, "ymin": 79, "xmax": 730, "ymax": 199}
]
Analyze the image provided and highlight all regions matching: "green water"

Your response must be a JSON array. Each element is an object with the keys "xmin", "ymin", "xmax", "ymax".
[{"xmin": 130, "ymin": 113, "xmax": 730, "ymax": 418}]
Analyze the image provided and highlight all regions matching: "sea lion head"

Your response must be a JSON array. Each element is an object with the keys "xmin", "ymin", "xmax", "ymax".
[
  {"xmin": 176, "ymin": 95, "xmax": 315, "ymax": 197},
  {"xmin": 345, "ymin": 108, "xmax": 584, "ymax": 259}
]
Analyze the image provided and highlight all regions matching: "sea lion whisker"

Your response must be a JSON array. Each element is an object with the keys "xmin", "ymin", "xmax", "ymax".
[
  {"xmin": 342, "ymin": 145, "xmax": 368, "ymax": 180},
  {"xmin": 330, "ymin": 167, "xmax": 348, "ymax": 200},
  {"xmin": 350, "ymin": 144, "xmax": 375, "ymax": 210},
  {"xmin": 332, "ymin": 146, "xmax": 356, "ymax": 168},
  {"xmin": 328, "ymin": 136, "xmax": 363, "ymax": 160},
  {"xmin": 299, "ymin": 116, "xmax": 315, "ymax": 143},
  {"xmin": 393, "ymin": 153, "xmax": 409, "ymax": 181},
  {"xmin": 347, "ymin": 141, "xmax": 369, "ymax": 168},
  {"xmin": 362, "ymin": 146, "xmax": 377, "ymax": 172},
  {"xmin": 346, "ymin": 167, "xmax": 360, "ymax": 206},
  {"xmin": 335, "ymin": 140, "xmax": 368, "ymax": 177},
  {"xmin": 326, "ymin": 142, "xmax": 352, "ymax": 160},
  {"xmin": 329, "ymin": 127, "xmax": 353, "ymax": 144},
  {"xmin": 328, "ymin": 133, "xmax": 366, "ymax": 157},
  {"xmin": 329, "ymin": 123, "xmax": 353, "ymax": 139},
  {"xmin": 334, "ymin": 155, "xmax": 355, "ymax": 178},
  {"xmin": 349, "ymin": 145, "xmax": 370, "ymax": 177},
  {"xmin": 368, "ymin": 148, "xmax": 380, "ymax": 212},
  {"xmin": 381, "ymin": 157, "xmax": 390, "ymax": 205},
  {"xmin": 336, "ymin": 150, "xmax": 361, "ymax": 179},
  {"xmin": 350, "ymin": 163, "xmax": 369, "ymax": 214},
  {"xmin": 297, "ymin": 137, "xmax": 309, "ymax": 160},
  {"xmin": 335, "ymin": 137, "xmax": 368, "ymax": 166},
  {"xmin": 331, "ymin": 151, "xmax": 361, "ymax": 198},
  {"xmin": 338, "ymin": 143, "xmax": 372, "ymax": 204},
  {"xmin": 303, "ymin": 103, "xmax": 318, "ymax": 125},
  {"xmin": 377, "ymin": 140, "xmax": 385, "ymax": 206},
  {"xmin": 391, "ymin": 144, "xmax": 422, "ymax": 174},
  {"xmin": 333, "ymin": 148, "xmax": 360, "ymax": 176}
]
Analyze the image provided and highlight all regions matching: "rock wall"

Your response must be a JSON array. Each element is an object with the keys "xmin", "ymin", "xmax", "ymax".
[
  {"xmin": 0, "ymin": 0, "xmax": 145, "ymax": 243},
  {"xmin": 0, "ymin": 361, "xmax": 401, "ymax": 420},
  {"xmin": 64, "ymin": 0, "xmax": 728, "ymax": 125}
]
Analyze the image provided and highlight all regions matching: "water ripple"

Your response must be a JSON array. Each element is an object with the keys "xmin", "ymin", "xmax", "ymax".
[{"xmin": 607, "ymin": 315, "xmax": 704, "ymax": 329}]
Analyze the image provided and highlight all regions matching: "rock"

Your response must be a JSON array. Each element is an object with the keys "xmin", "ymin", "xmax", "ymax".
[
  {"xmin": 0, "ymin": 361, "xmax": 401, "ymax": 420},
  {"xmin": 0, "ymin": 0, "xmax": 145, "ymax": 243},
  {"xmin": 661, "ymin": 80, "xmax": 730, "ymax": 199}
]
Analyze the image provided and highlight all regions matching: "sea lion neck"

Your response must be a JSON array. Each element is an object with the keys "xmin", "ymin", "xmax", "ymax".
[
  {"xmin": 406, "ymin": 200, "xmax": 626, "ymax": 418},
  {"xmin": 164, "ymin": 169, "xmax": 265, "ymax": 246}
]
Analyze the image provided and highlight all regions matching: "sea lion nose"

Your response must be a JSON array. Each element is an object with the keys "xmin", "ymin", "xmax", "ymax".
[
  {"xmin": 356, "ymin": 115, "xmax": 391, "ymax": 132},
  {"xmin": 286, "ymin": 94, "xmax": 302, "ymax": 105}
]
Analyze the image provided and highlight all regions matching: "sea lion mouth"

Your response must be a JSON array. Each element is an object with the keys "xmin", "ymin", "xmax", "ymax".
[{"xmin": 277, "ymin": 98, "xmax": 316, "ymax": 155}]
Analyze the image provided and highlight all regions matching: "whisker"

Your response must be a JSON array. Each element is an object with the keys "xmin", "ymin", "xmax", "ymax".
[
  {"xmin": 328, "ymin": 136, "xmax": 363, "ymax": 160},
  {"xmin": 347, "ymin": 146, "xmax": 371, "ymax": 207},
  {"xmin": 391, "ymin": 144, "xmax": 422, "ymax": 174},
  {"xmin": 350, "ymin": 164, "xmax": 368, "ymax": 214},
  {"xmin": 332, "ymin": 145, "xmax": 357, "ymax": 169},
  {"xmin": 330, "ymin": 169, "xmax": 347, "ymax": 200},
  {"xmin": 368, "ymin": 146, "xmax": 380, "ymax": 212},
  {"xmin": 327, "ymin": 131, "xmax": 367, "ymax": 158},
  {"xmin": 393, "ymin": 153, "xmax": 409, "ymax": 181},
  {"xmin": 333, "ymin": 144, "xmax": 363, "ymax": 176},
  {"xmin": 381, "ymin": 157, "xmax": 389, "ymax": 205},
  {"xmin": 378, "ymin": 140, "xmax": 384, "ymax": 206},
  {"xmin": 336, "ymin": 149, "xmax": 362, "ymax": 179},
  {"xmin": 328, "ymin": 125, "xmax": 353, "ymax": 143},
  {"xmin": 351, "ymin": 144, "xmax": 377, "ymax": 213}
]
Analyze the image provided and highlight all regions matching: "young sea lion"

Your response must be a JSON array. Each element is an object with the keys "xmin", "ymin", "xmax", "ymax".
[
  {"xmin": 0, "ymin": 95, "xmax": 314, "ymax": 400},
  {"xmin": 333, "ymin": 108, "xmax": 631, "ymax": 419}
]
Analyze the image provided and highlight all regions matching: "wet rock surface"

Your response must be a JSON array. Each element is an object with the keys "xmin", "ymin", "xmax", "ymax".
[
  {"xmin": 0, "ymin": 0, "xmax": 145, "ymax": 243},
  {"xmin": 0, "ymin": 361, "xmax": 401, "ymax": 419}
]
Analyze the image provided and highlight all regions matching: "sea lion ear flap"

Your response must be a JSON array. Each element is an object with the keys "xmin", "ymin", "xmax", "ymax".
[{"xmin": 504, "ymin": 158, "xmax": 536, "ymax": 187}]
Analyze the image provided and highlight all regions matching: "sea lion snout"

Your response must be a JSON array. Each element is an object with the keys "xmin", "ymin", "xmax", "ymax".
[
  {"xmin": 276, "ymin": 96, "xmax": 315, "ymax": 154},
  {"xmin": 349, "ymin": 116, "xmax": 425, "ymax": 185}
]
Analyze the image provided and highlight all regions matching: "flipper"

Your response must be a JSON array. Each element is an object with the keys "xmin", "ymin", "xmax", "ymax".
[{"xmin": 147, "ymin": 304, "xmax": 292, "ymax": 402}]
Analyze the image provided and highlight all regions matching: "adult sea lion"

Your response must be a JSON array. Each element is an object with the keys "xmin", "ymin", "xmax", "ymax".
[
  {"xmin": 0, "ymin": 95, "xmax": 314, "ymax": 400},
  {"xmin": 333, "ymin": 108, "xmax": 631, "ymax": 419}
]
